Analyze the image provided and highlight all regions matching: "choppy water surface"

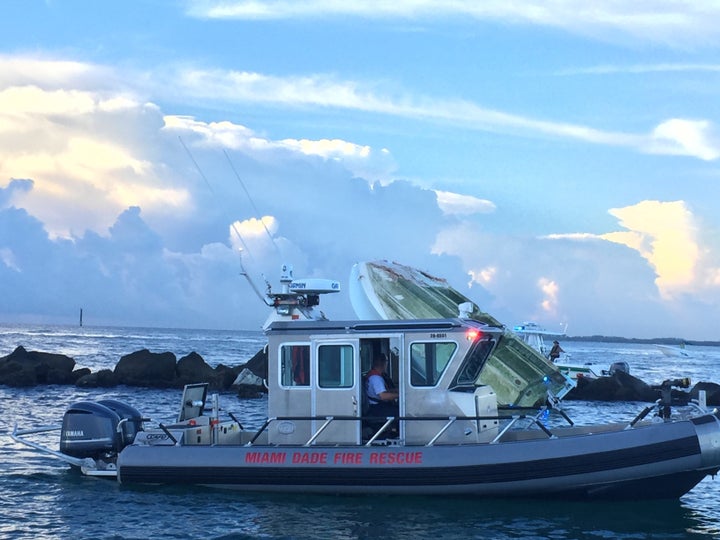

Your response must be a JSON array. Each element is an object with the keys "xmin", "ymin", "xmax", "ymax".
[{"xmin": 1, "ymin": 325, "xmax": 720, "ymax": 539}]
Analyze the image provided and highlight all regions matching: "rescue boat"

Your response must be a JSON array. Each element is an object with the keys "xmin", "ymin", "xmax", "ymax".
[{"xmin": 11, "ymin": 264, "xmax": 720, "ymax": 499}]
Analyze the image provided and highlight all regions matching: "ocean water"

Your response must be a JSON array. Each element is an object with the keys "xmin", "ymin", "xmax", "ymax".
[{"xmin": 1, "ymin": 324, "xmax": 720, "ymax": 540}]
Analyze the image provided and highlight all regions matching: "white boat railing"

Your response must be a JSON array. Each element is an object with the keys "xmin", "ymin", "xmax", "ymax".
[{"xmin": 245, "ymin": 409, "xmax": 566, "ymax": 447}]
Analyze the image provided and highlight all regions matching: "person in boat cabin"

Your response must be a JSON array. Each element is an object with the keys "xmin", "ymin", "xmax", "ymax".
[
  {"xmin": 549, "ymin": 340, "xmax": 564, "ymax": 362},
  {"xmin": 365, "ymin": 353, "xmax": 399, "ymax": 418}
]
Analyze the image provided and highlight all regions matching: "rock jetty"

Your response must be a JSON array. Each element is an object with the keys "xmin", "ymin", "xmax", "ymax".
[
  {"xmin": 565, "ymin": 370, "xmax": 658, "ymax": 402},
  {"xmin": 564, "ymin": 370, "xmax": 720, "ymax": 405},
  {"xmin": 0, "ymin": 345, "xmax": 265, "ymax": 397}
]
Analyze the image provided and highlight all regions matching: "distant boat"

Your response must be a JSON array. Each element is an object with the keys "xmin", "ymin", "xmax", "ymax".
[
  {"xmin": 512, "ymin": 322, "xmax": 620, "ymax": 379},
  {"xmin": 512, "ymin": 322, "xmax": 566, "ymax": 359},
  {"xmin": 655, "ymin": 344, "xmax": 691, "ymax": 358}
]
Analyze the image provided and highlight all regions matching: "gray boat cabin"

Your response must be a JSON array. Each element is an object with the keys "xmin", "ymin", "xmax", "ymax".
[{"xmin": 264, "ymin": 318, "xmax": 502, "ymax": 446}]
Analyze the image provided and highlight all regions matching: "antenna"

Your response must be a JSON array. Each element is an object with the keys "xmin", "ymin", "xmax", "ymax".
[
  {"xmin": 178, "ymin": 137, "xmax": 251, "ymax": 253},
  {"xmin": 239, "ymin": 253, "xmax": 274, "ymax": 306},
  {"xmin": 178, "ymin": 136, "xmax": 270, "ymax": 304},
  {"xmin": 223, "ymin": 149, "xmax": 281, "ymax": 259},
  {"xmin": 178, "ymin": 137, "xmax": 340, "ymax": 322}
]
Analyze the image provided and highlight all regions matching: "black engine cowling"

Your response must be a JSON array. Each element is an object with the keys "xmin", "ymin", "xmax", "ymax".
[
  {"xmin": 60, "ymin": 400, "xmax": 143, "ymax": 460},
  {"xmin": 609, "ymin": 361, "xmax": 630, "ymax": 375},
  {"xmin": 98, "ymin": 399, "xmax": 143, "ymax": 447}
]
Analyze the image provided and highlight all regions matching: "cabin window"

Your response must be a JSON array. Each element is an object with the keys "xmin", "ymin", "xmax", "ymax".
[
  {"xmin": 410, "ymin": 341, "xmax": 457, "ymax": 387},
  {"xmin": 280, "ymin": 344, "xmax": 310, "ymax": 387},
  {"xmin": 318, "ymin": 344, "xmax": 354, "ymax": 388}
]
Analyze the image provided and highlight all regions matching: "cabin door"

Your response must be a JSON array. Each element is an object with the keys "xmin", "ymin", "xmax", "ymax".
[{"xmin": 311, "ymin": 338, "xmax": 361, "ymax": 445}]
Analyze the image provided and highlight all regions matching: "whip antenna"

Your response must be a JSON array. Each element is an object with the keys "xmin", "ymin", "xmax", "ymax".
[
  {"xmin": 178, "ymin": 136, "xmax": 252, "ymax": 256},
  {"xmin": 223, "ymin": 149, "xmax": 282, "ymax": 259},
  {"xmin": 178, "ymin": 136, "xmax": 272, "ymax": 304}
]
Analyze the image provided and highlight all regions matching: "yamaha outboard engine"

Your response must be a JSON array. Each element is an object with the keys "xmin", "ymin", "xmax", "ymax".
[
  {"xmin": 98, "ymin": 399, "xmax": 143, "ymax": 448},
  {"xmin": 609, "ymin": 361, "xmax": 630, "ymax": 375},
  {"xmin": 60, "ymin": 400, "xmax": 143, "ymax": 461}
]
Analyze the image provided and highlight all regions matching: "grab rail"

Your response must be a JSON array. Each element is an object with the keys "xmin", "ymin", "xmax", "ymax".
[
  {"xmin": 244, "ymin": 412, "xmax": 560, "ymax": 447},
  {"xmin": 426, "ymin": 417, "xmax": 457, "ymax": 446},
  {"xmin": 304, "ymin": 417, "xmax": 335, "ymax": 447}
]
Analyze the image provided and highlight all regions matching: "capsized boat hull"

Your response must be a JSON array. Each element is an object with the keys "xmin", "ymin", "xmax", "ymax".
[
  {"xmin": 349, "ymin": 261, "xmax": 575, "ymax": 405},
  {"xmin": 116, "ymin": 412, "xmax": 720, "ymax": 499}
]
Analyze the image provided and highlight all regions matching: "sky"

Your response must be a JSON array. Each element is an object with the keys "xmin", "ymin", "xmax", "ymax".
[{"xmin": 1, "ymin": 1, "xmax": 720, "ymax": 340}]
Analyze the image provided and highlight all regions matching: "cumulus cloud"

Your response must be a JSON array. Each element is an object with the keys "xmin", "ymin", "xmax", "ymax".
[
  {"xmin": 1, "ymin": 54, "xmax": 719, "ymax": 339},
  {"xmin": 538, "ymin": 277, "xmax": 559, "ymax": 315},
  {"xmin": 432, "ymin": 221, "xmax": 668, "ymax": 337},
  {"xmin": 0, "ymin": 60, "xmax": 465, "ymax": 329},
  {"xmin": 647, "ymin": 119, "xmax": 720, "ymax": 161},
  {"xmin": 544, "ymin": 201, "xmax": 704, "ymax": 299},
  {"xmin": 467, "ymin": 265, "xmax": 497, "ymax": 287},
  {"xmin": 164, "ymin": 115, "xmax": 397, "ymax": 183},
  {"xmin": 0, "ymin": 75, "xmax": 187, "ymax": 239},
  {"xmin": 0, "ymin": 55, "xmax": 110, "ymax": 89},
  {"xmin": 0, "ymin": 178, "xmax": 33, "ymax": 208},
  {"xmin": 600, "ymin": 200, "xmax": 700, "ymax": 299},
  {"xmin": 545, "ymin": 199, "xmax": 720, "ymax": 320},
  {"xmin": 430, "ymin": 197, "xmax": 719, "ymax": 339}
]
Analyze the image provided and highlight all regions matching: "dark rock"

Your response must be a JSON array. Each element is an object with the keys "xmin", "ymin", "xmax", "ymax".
[
  {"xmin": 0, "ymin": 346, "xmax": 76, "ymax": 387},
  {"xmin": 0, "ymin": 362, "xmax": 37, "ymax": 387},
  {"xmin": 177, "ymin": 351, "xmax": 214, "ymax": 378},
  {"xmin": 236, "ymin": 384, "xmax": 266, "ymax": 399},
  {"xmin": 71, "ymin": 368, "xmax": 92, "ymax": 383},
  {"xmin": 176, "ymin": 352, "xmax": 224, "ymax": 389},
  {"xmin": 243, "ymin": 347, "xmax": 268, "ymax": 380},
  {"xmin": 215, "ymin": 364, "xmax": 243, "ymax": 390},
  {"xmin": 689, "ymin": 382, "xmax": 720, "ymax": 406},
  {"xmin": 566, "ymin": 370, "xmax": 659, "ymax": 402},
  {"xmin": 0, "ymin": 345, "xmax": 264, "ymax": 392},
  {"xmin": 114, "ymin": 349, "xmax": 177, "ymax": 388},
  {"xmin": 76, "ymin": 369, "xmax": 118, "ymax": 388}
]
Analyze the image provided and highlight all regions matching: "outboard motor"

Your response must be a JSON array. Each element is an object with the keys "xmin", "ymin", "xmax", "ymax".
[
  {"xmin": 98, "ymin": 399, "xmax": 143, "ymax": 447},
  {"xmin": 60, "ymin": 400, "xmax": 143, "ymax": 461},
  {"xmin": 60, "ymin": 402, "xmax": 121, "ymax": 460},
  {"xmin": 609, "ymin": 361, "xmax": 630, "ymax": 375}
]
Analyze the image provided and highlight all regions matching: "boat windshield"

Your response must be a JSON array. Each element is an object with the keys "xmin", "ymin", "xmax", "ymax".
[{"xmin": 451, "ymin": 337, "xmax": 496, "ymax": 388}]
